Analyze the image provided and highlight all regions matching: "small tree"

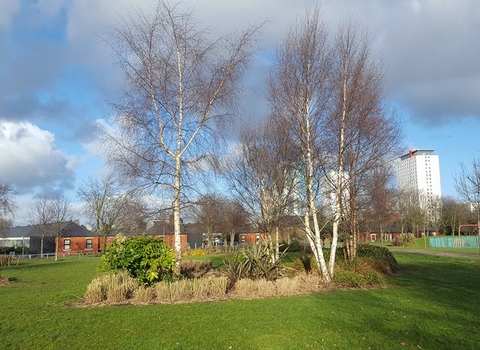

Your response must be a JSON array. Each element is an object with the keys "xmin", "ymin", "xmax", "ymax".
[
  {"xmin": 196, "ymin": 194, "xmax": 224, "ymax": 247},
  {"xmin": 50, "ymin": 194, "xmax": 73, "ymax": 261},
  {"xmin": 441, "ymin": 197, "xmax": 475, "ymax": 235},
  {"xmin": 455, "ymin": 156, "xmax": 480, "ymax": 254},
  {"xmin": 77, "ymin": 176, "xmax": 139, "ymax": 252},
  {"xmin": 29, "ymin": 194, "xmax": 73, "ymax": 260},
  {"xmin": 0, "ymin": 182, "xmax": 16, "ymax": 235}
]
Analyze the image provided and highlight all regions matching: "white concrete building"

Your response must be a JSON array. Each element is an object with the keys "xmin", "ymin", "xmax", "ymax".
[
  {"xmin": 321, "ymin": 170, "xmax": 349, "ymax": 216},
  {"xmin": 396, "ymin": 149, "xmax": 442, "ymax": 219}
]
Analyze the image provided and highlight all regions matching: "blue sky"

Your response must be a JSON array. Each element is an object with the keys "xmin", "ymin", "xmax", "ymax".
[{"xmin": 1, "ymin": 0, "xmax": 480, "ymax": 224}]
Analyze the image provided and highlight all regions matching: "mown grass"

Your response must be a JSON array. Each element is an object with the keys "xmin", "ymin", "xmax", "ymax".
[{"xmin": 1, "ymin": 253, "xmax": 480, "ymax": 349}]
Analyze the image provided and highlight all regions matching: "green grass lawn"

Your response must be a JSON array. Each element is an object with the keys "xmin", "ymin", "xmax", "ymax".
[{"xmin": 1, "ymin": 253, "xmax": 480, "ymax": 349}]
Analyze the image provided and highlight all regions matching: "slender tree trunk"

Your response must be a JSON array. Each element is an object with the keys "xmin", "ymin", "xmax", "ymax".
[
  {"xmin": 275, "ymin": 225, "xmax": 280, "ymax": 262},
  {"xmin": 55, "ymin": 236, "xmax": 59, "ymax": 261},
  {"xmin": 102, "ymin": 232, "xmax": 107, "ymax": 253},
  {"xmin": 304, "ymin": 110, "xmax": 331, "ymax": 282},
  {"xmin": 229, "ymin": 231, "xmax": 235, "ymax": 248},
  {"xmin": 330, "ymin": 60, "xmax": 347, "ymax": 276},
  {"xmin": 173, "ymin": 155, "xmax": 182, "ymax": 276}
]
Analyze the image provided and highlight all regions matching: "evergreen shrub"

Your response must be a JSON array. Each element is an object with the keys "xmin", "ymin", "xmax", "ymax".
[
  {"xmin": 356, "ymin": 244, "xmax": 398, "ymax": 273},
  {"xmin": 101, "ymin": 234, "xmax": 175, "ymax": 285}
]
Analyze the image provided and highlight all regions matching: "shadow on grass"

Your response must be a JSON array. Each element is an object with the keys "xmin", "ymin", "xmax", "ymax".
[{"xmin": 363, "ymin": 253, "xmax": 480, "ymax": 348}]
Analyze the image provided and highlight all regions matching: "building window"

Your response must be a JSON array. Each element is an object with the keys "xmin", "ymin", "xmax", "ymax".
[
  {"xmin": 86, "ymin": 238, "xmax": 93, "ymax": 250},
  {"xmin": 64, "ymin": 239, "xmax": 71, "ymax": 250},
  {"xmin": 370, "ymin": 234, "xmax": 377, "ymax": 243},
  {"xmin": 241, "ymin": 235, "xmax": 246, "ymax": 244}
]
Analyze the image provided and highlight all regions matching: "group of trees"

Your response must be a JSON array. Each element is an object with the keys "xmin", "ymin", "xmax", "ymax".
[
  {"xmin": 29, "ymin": 194, "xmax": 72, "ymax": 260},
  {"xmin": 3, "ymin": 1, "xmax": 480, "ymax": 281},
  {"xmin": 98, "ymin": 1, "xmax": 402, "ymax": 280},
  {"xmin": 196, "ymin": 194, "xmax": 248, "ymax": 248}
]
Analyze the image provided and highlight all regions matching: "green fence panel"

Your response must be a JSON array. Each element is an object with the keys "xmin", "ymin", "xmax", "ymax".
[{"xmin": 429, "ymin": 236, "xmax": 479, "ymax": 248}]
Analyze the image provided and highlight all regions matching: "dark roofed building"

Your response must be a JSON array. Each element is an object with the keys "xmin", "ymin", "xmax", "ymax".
[{"xmin": 1, "ymin": 221, "xmax": 95, "ymax": 255}]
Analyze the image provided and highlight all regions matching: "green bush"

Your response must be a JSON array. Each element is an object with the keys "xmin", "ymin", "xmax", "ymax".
[
  {"xmin": 356, "ymin": 244, "xmax": 398, "ymax": 273},
  {"xmin": 101, "ymin": 235, "xmax": 175, "ymax": 285}
]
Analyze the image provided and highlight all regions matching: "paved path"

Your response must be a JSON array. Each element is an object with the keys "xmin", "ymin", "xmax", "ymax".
[{"xmin": 389, "ymin": 248, "xmax": 480, "ymax": 259}]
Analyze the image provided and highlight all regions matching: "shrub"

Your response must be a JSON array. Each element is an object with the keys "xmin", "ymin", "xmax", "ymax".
[
  {"xmin": 224, "ymin": 242, "xmax": 285, "ymax": 290},
  {"xmin": 101, "ymin": 234, "xmax": 175, "ymax": 285},
  {"xmin": 223, "ymin": 253, "xmax": 248, "ymax": 290},
  {"xmin": 0, "ymin": 254, "xmax": 19, "ymax": 267},
  {"xmin": 392, "ymin": 233, "xmax": 416, "ymax": 246},
  {"xmin": 229, "ymin": 273, "xmax": 325, "ymax": 299},
  {"xmin": 334, "ymin": 270, "xmax": 364, "ymax": 287},
  {"xmin": 154, "ymin": 276, "xmax": 228, "ymax": 302},
  {"xmin": 132, "ymin": 286, "xmax": 155, "ymax": 304},
  {"xmin": 356, "ymin": 244, "xmax": 398, "ymax": 273},
  {"xmin": 83, "ymin": 271, "xmax": 140, "ymax": 304}
]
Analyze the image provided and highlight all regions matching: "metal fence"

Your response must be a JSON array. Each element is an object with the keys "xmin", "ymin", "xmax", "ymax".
[{"xmin": 429, "ymin": 236, "xmax": 479, "ymax": 248}]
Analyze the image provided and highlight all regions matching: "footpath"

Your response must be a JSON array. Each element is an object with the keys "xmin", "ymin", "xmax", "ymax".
[{"xmin": 388, "ymin": 248, "xmax": 480, "ymax": 259}]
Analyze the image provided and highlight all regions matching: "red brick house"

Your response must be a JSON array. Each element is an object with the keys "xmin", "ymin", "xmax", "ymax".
[
  {"xmin": 358, "ymin": 231, "xmax": 403, "ymax": 243},
  {"xmin": 55, "ymin": 222, "xmax": 114, "ymax": 255},
  {"xmin": 146, "ymin": 220, "xmax": 189, "ymax": 250},
  {"xmin": 2, "ymin": 221, "xmax": 102, "ymax": 255},
  {"xmin": 237, "ymin": 229, "xmax": 266, "ymax": 245}
]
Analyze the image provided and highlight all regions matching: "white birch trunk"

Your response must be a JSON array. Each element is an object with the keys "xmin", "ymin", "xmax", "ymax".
[{"xmin": 173, "ymin": 155, "xmax": 182, "ymax": 275}]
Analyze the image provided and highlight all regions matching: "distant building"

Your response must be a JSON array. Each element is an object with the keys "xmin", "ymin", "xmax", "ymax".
[
  {"xmin": 320, "ymin": 170, "xmax": 349, "ymax": 216},
  {"xmin": 396, "ymin": 149, "xmax": 442, "ymax": 219}
]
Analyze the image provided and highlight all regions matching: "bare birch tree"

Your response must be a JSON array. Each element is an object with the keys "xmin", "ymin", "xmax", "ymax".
[
  {"xmin": 219, "ymin": 115, "xmax": 299, "ymax": 260},
  {"xmin": 328, "ymin": 22, "xmax": 402, "ymax": 259},
  {"xmin": 101, "ymin": 0, "xmax": 261, "ymax": 274},
  {"xmin": 455, "ymin": 156, "xmax": 480, "ymax": 253},
  {"xmin": 268, "ymin": 9, "xmax": 335, "ymax": 281}
]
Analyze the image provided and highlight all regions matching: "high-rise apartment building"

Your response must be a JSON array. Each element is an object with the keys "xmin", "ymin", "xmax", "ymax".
[{"xmin": 396, "ymin": 150, "xmax": 442, "ymax": 216}]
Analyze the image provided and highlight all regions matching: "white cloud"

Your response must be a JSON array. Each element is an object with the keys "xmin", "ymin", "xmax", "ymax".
[{"xmin": 0, "ymin": 121, "xmax": 75, "ymax": 194}]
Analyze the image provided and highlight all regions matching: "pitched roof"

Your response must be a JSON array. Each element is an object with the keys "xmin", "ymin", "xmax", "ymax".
[{"xmin": 2, "ymin": 221, "xmax": 92, "ymax": 238}]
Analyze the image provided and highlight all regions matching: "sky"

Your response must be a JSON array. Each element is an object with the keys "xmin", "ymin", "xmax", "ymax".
[{"xmin": 1, "ymin": 0, "xmax": 480, "ymax": 225}]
